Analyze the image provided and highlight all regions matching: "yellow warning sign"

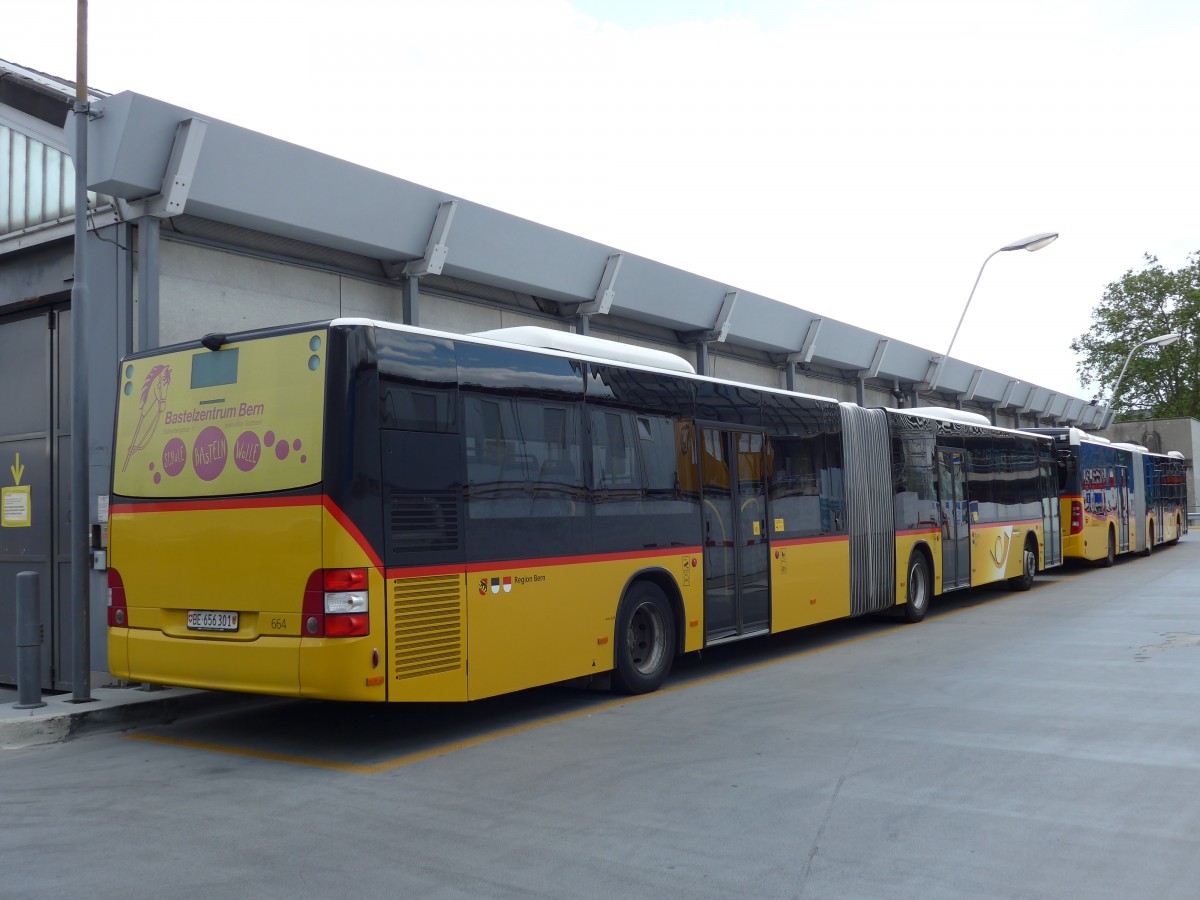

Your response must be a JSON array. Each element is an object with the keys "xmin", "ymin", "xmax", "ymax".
[
  {"xmin": 2, "ymin": 485, "xmax": 31, "ymax": 528},
  {"xmin": 4, "ymin": 453, "xmax": 31, "ymax": 528}
]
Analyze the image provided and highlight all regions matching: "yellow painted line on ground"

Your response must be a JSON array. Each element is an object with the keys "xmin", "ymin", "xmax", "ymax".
[
  {"xmin": 123, "ymin": 564, "xmax": 1091, "ymax": 774},
  {"xmin": 125, "ymin": 731, "xmax": 381, "ymax": 774}
]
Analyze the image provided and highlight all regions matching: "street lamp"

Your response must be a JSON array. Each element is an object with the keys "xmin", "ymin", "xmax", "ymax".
[
  {"xmin": 1102, "ymin": 331, "xmax": 1181, "ymax": 427},
  {"xmin": 930, "ymin": 231, "xmax": 1059, "ymax": 390}
]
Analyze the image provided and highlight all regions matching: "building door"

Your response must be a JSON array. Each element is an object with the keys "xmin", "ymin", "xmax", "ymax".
[
  {"xmin": 0, "ymin": 306, "xmax": 69, "ymax": 688},
  {"xmin": 701, "ymin": 428, "xmax": 770, "ymax": 643},
  {"xmin": 937, "ymin": 448, "xmax": 971, "ymax": 590}
]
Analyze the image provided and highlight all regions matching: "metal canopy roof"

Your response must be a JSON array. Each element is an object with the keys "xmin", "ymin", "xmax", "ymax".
[{"xmin": 3, "ymin": 60, "xmax": 1102, "ymax": 427}]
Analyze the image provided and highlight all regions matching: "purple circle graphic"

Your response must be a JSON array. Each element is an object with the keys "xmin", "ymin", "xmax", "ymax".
[
  {"xmin": 233, "ymin": 431, "xmax": 262, "ymax": 473},
  {"xmin": 264, "ymin": 431, "xmax": 276, "ymax": 447},
  {"xmin": 275, "ymin": 440, "xmax": 290, "ymax": 461},
  {"xmin": 292, "ymin": 439, "xmax": 302, "ymax": 451},
  {"xmin": 193, "ymin": 426, "xmax": 228, "ymax": 482},
  {"xmin": 162, "ymin": 438, "xmax": 187, "ymax": 477},
  {"xmin": 153, "ymin": 472, "xmax": 162, "ymax": 485},
  {"xmin": 300, "ymin": 455, "xmax": 307, "ymax": 464}
]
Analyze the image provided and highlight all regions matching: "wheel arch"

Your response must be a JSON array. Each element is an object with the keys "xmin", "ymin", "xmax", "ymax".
[
  {"xmin": 619, "ymin": 566, "xmax": 686, "ymax": 656},
  {"xmin": 908, "ymin": 540, "xmax": 936, "ymax": 598},
  {"xmin": 1026, "ymin": 529, "xmax": 1040, "ymax": 568}
]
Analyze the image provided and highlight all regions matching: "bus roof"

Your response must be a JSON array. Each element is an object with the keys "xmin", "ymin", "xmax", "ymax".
[
  {"xmin": 241, "ymin": 317, "xmax": 1051, "ymax": 443},
  {"xmin": 468, "ymin": 326, "xmax": 696, "ymax": 374}
]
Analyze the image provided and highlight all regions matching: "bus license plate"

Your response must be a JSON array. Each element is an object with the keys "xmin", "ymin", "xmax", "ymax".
[{"xmin": 187, "ymin": 610, "xmax": 239, "ymax": 632}]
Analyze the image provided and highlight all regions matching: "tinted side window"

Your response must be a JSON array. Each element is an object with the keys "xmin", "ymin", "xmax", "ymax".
[
  {"xmin": 892, "ymin": 429, "xmax": 937, "ymax": 531},
  {"xmin": 463, "ymin": 393, "xmax": 586, "ymax": 561},
  {"xmin": 967, "ymin": 438, "xmax": 997, "ymax": 525},
  {"xmin": 378, "ymin": 331, "xmax": 459, "ymax": 432},
  {"xmin": 589, "ymin": 407, "xmax": 700, "ymax": 551},
  {"xmin": 458, "ymin": 343, "xmax": 584, "ymax": 396},
  {"xmin": 696, "ymin": 382, "xmax": 761, "ymax": 426},
  {"xmin": 586, "ymin": 365, "xmax": 694, "ymax": 416},
  {"xmin": 764, "ymin": 395, "xmax": 846, "ymax": 537}
]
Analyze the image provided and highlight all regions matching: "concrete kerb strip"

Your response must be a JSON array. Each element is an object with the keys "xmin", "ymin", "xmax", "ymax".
[{"xmin": 0, "ymin": 686, "xmax": 257, "ymax": 750}]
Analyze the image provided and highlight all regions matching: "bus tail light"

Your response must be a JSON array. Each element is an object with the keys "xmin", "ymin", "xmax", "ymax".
[
  {"xmin": 107, "ymin": 568, "xmax": 128, "ymax": 627},
  {"xmin": 1070, "ymin": 500, "xmax": 1083, "ymax": 535},
  {"xmin": 302, "ymin": 569, "xmax": 370, "ymax": 637}
]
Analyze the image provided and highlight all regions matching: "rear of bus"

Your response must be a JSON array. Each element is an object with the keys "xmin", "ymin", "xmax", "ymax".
[{"xmin": 107, "ymin": 322, "xmax": 388, "ymax": 701}]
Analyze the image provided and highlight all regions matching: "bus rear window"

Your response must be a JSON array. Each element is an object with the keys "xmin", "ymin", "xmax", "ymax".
[
  {"xmin": 191, "ymin": 347, "xmax": 239, "ymax": 389},
  {"xmin": 113, "ymin": 330, "xmax": 326, "ymax": 499}
]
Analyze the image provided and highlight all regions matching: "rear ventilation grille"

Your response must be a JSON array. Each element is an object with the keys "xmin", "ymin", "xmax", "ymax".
[
  {"xmin": 392, "ymin": 574, "xmax": 463, "ymax": 681},
  {"xmin": 390, "ymin": 491, "xmax": 459, "ymax": 554}
]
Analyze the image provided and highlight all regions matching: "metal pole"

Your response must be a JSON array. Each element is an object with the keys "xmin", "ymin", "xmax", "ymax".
[
  {"xmin": 71, "ymin": 0, "xmax": 94, "ymax": 702},
  {"xmin": 945, "ymin": 248, "xmax": 1000, "ymax": 365},
  {"xmin": 15, "ymin": 572, "xmax": 46, "ymax": 710},
  {"xmin": 136, "ymin": 216, "xmax": 160, "ymax": 349},
  {"xmin": 1104, "ymin": 337, "xmax": 1153, "ymax": 424},
  {"xmin": 402, "ymin": 274, "xmax": 420, "ymax": 326}
]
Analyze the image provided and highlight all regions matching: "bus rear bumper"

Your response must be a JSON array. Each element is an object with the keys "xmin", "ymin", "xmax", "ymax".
[
  {"xmin": 114, "ymin": 627, "xmax": 303, "ymax": 698},
  {"xmin": 110, "ymin": 627, "xmax": 389, "ymax": 701}
]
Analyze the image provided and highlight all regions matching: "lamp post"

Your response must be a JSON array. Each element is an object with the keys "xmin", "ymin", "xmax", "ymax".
[
  {"xmin": 70, "ymin": 0, "xmax": 94, "ymax": 702},
  {"xmin": 1101, "ymin": 331, "xmax": 1181, "ymax": 428},
  {"xmin": 930, "ymin": 231, "xmax": 1059, "ymax": 391}
]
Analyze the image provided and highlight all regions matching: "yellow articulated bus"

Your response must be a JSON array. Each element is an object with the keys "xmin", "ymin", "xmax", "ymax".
[
  {"xmin": 107, "ymin": 320, "xmax": 1062, "ymax": 702},
  {"xmin": 1024, "ymin": 427, "xmax": 1189, "ymax": 565}
]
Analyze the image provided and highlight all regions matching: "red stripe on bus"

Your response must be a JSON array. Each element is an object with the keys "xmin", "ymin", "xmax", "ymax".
[{"xmin": 319, "ymin": 496, "xmax": 383, "ymax": 569}]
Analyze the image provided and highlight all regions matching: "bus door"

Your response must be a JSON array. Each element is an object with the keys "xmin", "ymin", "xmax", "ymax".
[
  {"xmin": 1040, "ymin": 458, "xmax": 1063, "ymax": 567},
  {"xmin": 700, "ymin": 427, "xmax": 770, "ymax": 642},
  {"xmin": 1116, "ymin": 466, "xmax": 1131, "ymax": 553},
  {"xmin": 937, "ymin": 449, "xmax": 971, "ymax": 590}
]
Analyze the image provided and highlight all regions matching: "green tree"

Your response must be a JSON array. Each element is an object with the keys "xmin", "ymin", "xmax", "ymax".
[{"xmin": 1071, "ymin": 252, "xmax": 1200, "ymax": 422}]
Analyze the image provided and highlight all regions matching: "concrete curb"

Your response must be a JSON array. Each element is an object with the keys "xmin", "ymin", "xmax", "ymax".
[{"xmin": 0, "ymin": 687, "xmax": 257, "ymax": 750}]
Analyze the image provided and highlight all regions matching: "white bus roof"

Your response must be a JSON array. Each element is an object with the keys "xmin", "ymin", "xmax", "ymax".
[
  {"xmin": 909, "ymin": 406, "xmax": 991, "ymax": 427},
  {"xmin": 468, "ymin": 326, "xmax": 696, "ymax": 374}
]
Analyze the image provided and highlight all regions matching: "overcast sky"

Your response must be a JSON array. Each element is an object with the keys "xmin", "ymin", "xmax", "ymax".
[{"xmin": 6, "ymin": 0, "xmax": 1199, "ymax": 400}]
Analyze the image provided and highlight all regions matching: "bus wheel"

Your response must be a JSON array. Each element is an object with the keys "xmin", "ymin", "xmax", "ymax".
[
  {"xmin": 902, "ymin": 552, "xmax": 931, "ymax": 623},
  {"xmin": 1009, "ymin": 536, "xmax": 1037, "ymax": 591},
  {"xmin": 1171, "ymin": 516, "xmax": 1182, "ymax": 545},
  {"xmin": 1143, "ymin": 524, "xmax": 1154, "ymax": 557},
  {"xmin": 1100, "ymin": 529, "xmax": 1115, "ymax": 568},
  {"xmin": 612, "ymin": 582, "xmax": 676, "ymax": 695}
]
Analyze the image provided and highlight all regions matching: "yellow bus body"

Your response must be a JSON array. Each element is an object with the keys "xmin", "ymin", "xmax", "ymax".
[{"xmin": 109, "ymin": 499, "xmax": 388, "ymax": 701}]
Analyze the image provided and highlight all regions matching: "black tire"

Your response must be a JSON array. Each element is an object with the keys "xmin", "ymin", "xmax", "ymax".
[
  {"xmin": 612, "ymin": 582, "xmax": 676, "ymax": 695},
  {"xmin": 1099, "ymin": 529, "xmax": 1115, "ymax": 568},
  {"xmin": 1171, "ymin": 516, "xmax": 1182, "ymax": 546},
  {"xmin": 1009, "ymin": 536, "xmax": 1037, "ymax": 591},
  {"xmin": 902, "ymin": 552, "xmax": 931, "ymax": 623},
  {"xmin": 1143, "ymin": 524, "xmax": 1154, "ymax": 557}
]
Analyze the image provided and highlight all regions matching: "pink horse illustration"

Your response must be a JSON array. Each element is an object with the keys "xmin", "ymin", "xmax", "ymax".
[{"xmin": 122, "ymin": 365, "xmax": 172, "ymax": 472}]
